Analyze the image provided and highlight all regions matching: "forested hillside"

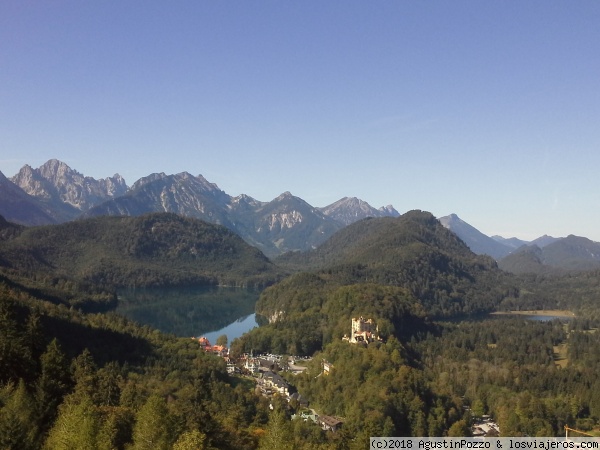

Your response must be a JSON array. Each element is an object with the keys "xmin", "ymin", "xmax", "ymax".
[
  {"xmin": 499, "ymin": 235, "xmax": 600, "ymax": 274},
  {"xmin": 0, "ymin": 273, "xmax": 272, "ymax": 449},
  {"xmin": 0, "ymin": 213, "xmax": 281, "ymax": 296},
  {"xmin": 233, "ymin": 210, "xmax": 520, "ymax": 356},
  {"xmin": 230, "ymin": 209, "xmax": 600, "ymax": 443},
  {"xmin": 270, "ymin": 210, "xmax": 515, "ymax": 320},
  {"xmin": 499, "ymin": 271, "xmax": 600, "ymax": 320},
  {"xmin": 3, "ymin": 207, "xmax": 600, "ymax": 447},
  {"xmin": 412, "ymin": 317, "xmax": 600, "ymax": 436}
]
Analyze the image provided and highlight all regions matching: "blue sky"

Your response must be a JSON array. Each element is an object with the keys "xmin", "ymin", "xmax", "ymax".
[{"xmin": 1, "ymin": 1, "xmax": 599, "ymax": 241}]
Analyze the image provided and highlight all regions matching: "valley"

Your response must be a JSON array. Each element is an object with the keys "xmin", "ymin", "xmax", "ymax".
[
  {"xmin": 2, "ymin": 169, "xmax": 600, "ymax": 448},
  {"xmin": 2, "ymin": 0, "xmax": 598, "ymax": 445}
]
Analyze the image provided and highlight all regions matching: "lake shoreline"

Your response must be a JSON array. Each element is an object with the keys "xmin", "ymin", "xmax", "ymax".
[{"xmin": 491, "ymin": 310, "xmax": 576, "ymax": 318}]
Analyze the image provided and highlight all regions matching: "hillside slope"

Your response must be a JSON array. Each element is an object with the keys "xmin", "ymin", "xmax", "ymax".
[
  {"xmin": 276, "ymin": 211, "xmax": 510, "ymax": 315},
  {"xmin": 237, "ymin": 211, "xmax": 516, "ymax": 355},
  {"xmin": 0, "ymin": 170, "xmax": 70, "ymax": 225},
  {"xmin": 499, "ymin": 235, "xmax": 600, "ymax": 274},
  {"xmin": 0, "ymin": 268, "xmax": 269, "ymax": 449},
  {"xmin": 438, "ymin": 213, "xmax": 513, "ymax": 259},
  {"xmin": 85, "ymin": 174, "xmax": 343, "ymax": 257},
  {"xmin": 0, "ymin": 213, "xmax": 281, "ymax": 291}
]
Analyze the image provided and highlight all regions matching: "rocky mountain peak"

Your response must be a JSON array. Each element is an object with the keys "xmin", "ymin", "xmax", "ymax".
[
  {"xmin": 11, "ymin": 163, "xmax": 53, "ymax": 199},
  {"xmin": 274, "ymin": 191, "xmax": 295, "ymax": 202},
  {"xmin": 132, "ymin": 172, "xmax": 168, "ymax": 190},
  {"xmin": 231, "ymin": 194, "xmax": 264, "ymax": 208},
  {"xmin": 529, "ymin": 234, "xmax": 561, "ymax": 248},
  {"xmin": 438, "ymin": 213, "xmax": 461, "ymax": 227},
  {"xmin": 268, "ymin": 192, "xmax": 318, "ymax": 215},
  {"xmin": 192, "ymin": 173, "xmax": 222, "ymax": 193},
  {"xmin": 320, "ymin": 196, "xmax": 399, "ymax": 226},
  {"xmin": 233, "ymin": 193, "xmax": 252, "ymax": 202},
  {"xmin": 379, "ymin": 205, "xmax": 400, "ymax": 216},
  {"xmin": 38, "ymin": 158, "xmax": 74, "ymax": 181},
  {"xmin": 438, "ymin": 213, "xmax": 514, "ymax": 260},
  {"xmin": 11, "ymin": 159, "xmax": 128, "ymax": 212},
  {"xmin": 0, "ymin": 167, "xmax": 63, "ymax": 225}
]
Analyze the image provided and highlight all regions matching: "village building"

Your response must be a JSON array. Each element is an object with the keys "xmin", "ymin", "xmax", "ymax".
[
  {"xmin": 318, "ymin": 415, "xmax": 343, "ymax": 432},
  {"xmin": 211, "ymin": 344, "xmax": 228, "ymax": 358},
  {"xmin": 471, "ymin": 416, "xmax": 500, "ymax": 437},
  {"xmin": 193, "ymin": 337, "xmax": 230, "ymax": 358},
  {"xmin": 244, "ymin": 355, "xmax": 260, "ymax": 374},
  {"xmin": 257, "ymin": 357, "xmax": 281, "ymax": 372},
  {"xmin": 322, "ymin": 359, "xmax": 333, "ymax": 375},
  {"xmin": 258, "ymin": 371, "xmax": 290, "ymax": 397},
  {"xmin": 197, "ymin": 336, "xmax": 211, "ymax": 351}
]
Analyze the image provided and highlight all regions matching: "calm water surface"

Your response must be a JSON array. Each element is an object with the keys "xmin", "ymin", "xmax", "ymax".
[
  {"xmin": 116, "ymin": 285, "xmax": 261, "ymax": 341},
  {"xmin": 523, "ymin": 314, "xmax": 574, "ymax": 322},
  {"xmin": 203, "ymin": 313, "xmax": 258, "ymax": 344}
]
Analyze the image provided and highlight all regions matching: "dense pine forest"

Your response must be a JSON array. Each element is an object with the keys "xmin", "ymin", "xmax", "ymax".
[
  {"xmin": 0, "ymin": 275, "xmax": 269, "ymax": 449},
  {"xmin": 2, "ymin": 211, "xmax": 600, "ymax": 448},
  {"xmin": 0, "ymin": 213, "xmax": 282, "ymax": 293}
]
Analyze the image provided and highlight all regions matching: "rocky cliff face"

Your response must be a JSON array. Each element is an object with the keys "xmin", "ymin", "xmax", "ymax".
[
  {"xmin": 250, "ymin": 192, "xmax": 342, "ymax": 254},
  {"xmin": 320, "ymin": 196, "xmax": 399, "ymax": 226},
  {"xmin": 87, "ymin": 171, "xmax": 233, "ymax": 224},
  {"xmin": 379, "ymin": 205, "xmax": 400, "ymax": 217},
  {"xmin": 11, "ymin": 159, "xmax": 127, "ymax": 212}
]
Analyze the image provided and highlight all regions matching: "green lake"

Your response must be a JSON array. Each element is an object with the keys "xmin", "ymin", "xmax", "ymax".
[{"xmin": 116, "ymin": 285, "xmax": 261, "ymax": 341}]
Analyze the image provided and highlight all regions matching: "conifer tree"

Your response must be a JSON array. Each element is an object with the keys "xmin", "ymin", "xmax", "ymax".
[
  {"xmin": 96, "ymin": 361, "xmax": 122, "ymax": 407},
  {"xmin": 97, "ymin": 406, "xmax": 135, "ymax": 450},
  {"xmin": 71, "ymin": 349, "xmax": 98, "ymax": 402},
  {"xmin": 0, "ymin": 299, "xmax": 29, "ymax": 383},
  {"xmin": 131, "ymin": 395, "xmax": 174, "ymax": 450},
  {"xmin": 36, "ymin": 339, "xmax": 71, "ymax": 429},
  {"xmin": 173, "ymin": 429, "xmax": 207, "ymax": 450},
  {"xmin": 44, "ymin": 394, "xmax": 99, "ymax": 450},
  {"xmin": 258, "ymin": 408, "xmax": 294, "ymax": 450},
  {"xmin": 0, "ymin": 379, "xmax": 39, "ymax": 450}
]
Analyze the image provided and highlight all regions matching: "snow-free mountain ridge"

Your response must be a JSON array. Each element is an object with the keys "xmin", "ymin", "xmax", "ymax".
[
  {"xmin": 438, "ymin": 213, "xmax": 514, "ymax": 259},
  {"xmin": 11, "ymin": 159, "xmax": 127, "ymax": 214},
  {"xmin": 439, "ymin": 213, "xmax": 600, "ymax": 273},
  {"xmin": 318, "ymin": 196, "xmax": 400, "ymax": 226},
  {"xmin": 1, "ymin": 160, "xmax": 398, "ymax": 257},
  {"xmin": 2, "ymin": 160, "xmax": 595, "ymax": 263}
]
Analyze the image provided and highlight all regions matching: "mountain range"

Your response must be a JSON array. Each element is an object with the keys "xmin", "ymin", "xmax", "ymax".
[
  {"xmin": 496, "ymin": 235, "xmax": 600, "ymax": 274},
  {"xmin": 438, "ymin": 213, "xmax": 515, "ymax": 259},
  {"xmin": 2, "ymin": 159, "xmax": 598, "ymax": 271},
  {"xmin": 1, "ymin": 160, "xmax": 399, "ymax": 257},
  {"xmin": 438, "ymin": 213, "xmax": 600, "ymax": 273}
]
